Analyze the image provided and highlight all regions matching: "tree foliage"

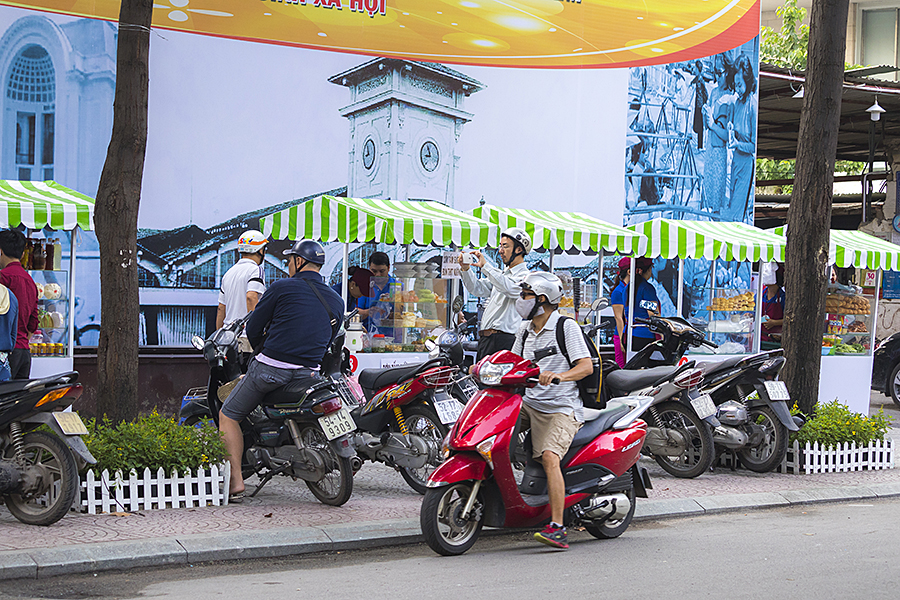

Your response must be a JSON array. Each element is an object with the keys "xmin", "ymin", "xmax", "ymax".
[
  {"xmin": 756, "ymin": 0, "xmax": 863, "ymax": 192},
  {"xmin": 760, "ymin": 0, "xmax": 810, "ymax": 70}
]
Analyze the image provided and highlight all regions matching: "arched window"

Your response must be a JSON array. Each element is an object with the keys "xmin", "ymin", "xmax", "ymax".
[{"xmin": 6, "ymin": 45, "xmax": 55, "ymax": 181}]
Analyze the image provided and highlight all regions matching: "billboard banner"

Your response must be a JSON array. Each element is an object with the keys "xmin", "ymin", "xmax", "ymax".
[
  {"xmin": 0, "ymin": 1, "xmax": 761, "ymax": 346},
  {"xmin": 1, "ymin": 0, "xmax": 760, "ymax": 68}
]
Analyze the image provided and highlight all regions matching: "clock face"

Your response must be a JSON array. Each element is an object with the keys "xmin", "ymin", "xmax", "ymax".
[
  {"xmin": 363, "ymin": 138, "xmax": 375, "ymax": 170},
  {"xmin": 420, "ymin": 141, "xmax": 439, "ymax": 172}
]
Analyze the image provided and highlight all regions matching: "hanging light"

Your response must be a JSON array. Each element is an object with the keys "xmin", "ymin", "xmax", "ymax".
[{"xmin": 867, "ymin": 98, "xmax": 886, "ymax": 121}]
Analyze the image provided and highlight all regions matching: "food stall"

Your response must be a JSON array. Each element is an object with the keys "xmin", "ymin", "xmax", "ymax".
[
  {"xmin": 624, "ymin": 218, "xmax": 788, "ymax": 359},
  {"xmin": 469, "ymin": 203, "xmax": 647, "ymax": 323},
  {"xmin": 260, "ymin": 195, "xmax": 499, "ymax": 372},
  {"xmin": 0, "ymin": 180, "xmax": 94, "ymax": 377},
  {"xmin": 773, "ymin": 226, "xmax": 900, "ymax": 414}
]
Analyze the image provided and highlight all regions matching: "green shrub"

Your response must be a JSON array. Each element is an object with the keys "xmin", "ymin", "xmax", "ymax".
[
  {"xmin": 84, "ymin": 410, "xmax": 227, "ymax": 475},
  {"xmin": 791, "ymin": 400, "xmax": 892, "ymax": 448}
]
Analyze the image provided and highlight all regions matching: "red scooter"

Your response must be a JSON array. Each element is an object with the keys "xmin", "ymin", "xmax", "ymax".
[{"xmin": 420, "ymin": 350, "xmax": 699, "ymax": 555}]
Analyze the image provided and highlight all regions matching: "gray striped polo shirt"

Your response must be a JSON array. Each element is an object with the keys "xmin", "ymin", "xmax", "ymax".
[{"xmin": 512, "ymin": 310, "xmax": 591, "ymax": 422}]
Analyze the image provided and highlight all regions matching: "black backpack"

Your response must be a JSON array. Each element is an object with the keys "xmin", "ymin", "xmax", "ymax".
[{"xmin": 520, "ymin": 316, "xmax": 605, "ymax": 409}]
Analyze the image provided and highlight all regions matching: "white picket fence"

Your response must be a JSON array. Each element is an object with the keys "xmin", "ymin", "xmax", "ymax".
[
  {"xmin": 78, "ymin": 463, "xmax": 231, "ymax": 514},
  {"xmin": 778, "ymin": 439, "xmax": 895, "ymax": 474}
]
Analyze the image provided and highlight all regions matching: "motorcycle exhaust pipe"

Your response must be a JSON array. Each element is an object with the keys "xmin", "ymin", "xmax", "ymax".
[
  {"xmin": 350, "ymin": 456, "xmax": 363, "ymax": 472},
  {"xmin": 0, "ymin": 461, "xmax": 21, "ymax": 493},
  {"xmin": 584, "ymin": 493, "xmax": 631, "ymax": 521}
]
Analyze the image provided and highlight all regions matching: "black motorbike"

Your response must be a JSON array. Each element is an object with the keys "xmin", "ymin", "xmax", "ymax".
[
  {"xmin": 626, "ymin": 315, "xmax": 799, "ymax": 473},
  {"xmin": 182, "ymin": 316, "xmax": 358, "ymax": 506},
  {"xmin": 0, "ymin": 371, "xmax": 95, "ymax": 525},
  {"xmin": 325, "ymin": 311, "xmax": 470, "ymax": 494}
]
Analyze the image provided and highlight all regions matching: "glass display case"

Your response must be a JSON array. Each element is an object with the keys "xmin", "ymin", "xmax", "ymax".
[
  {"xmin": 363, "ymin": 272, "xmax": 450, "ymax": 353},
  {"xmin": 29, "ymin": 270, "xmax": 69, "ymax": 356},
  {"xmin": 701, "ymin": 288, "xmax": 756, "ymax": 354},
  {"xmin": 822, "ymin": 285, "xmax": 873, "ymax": 356}
]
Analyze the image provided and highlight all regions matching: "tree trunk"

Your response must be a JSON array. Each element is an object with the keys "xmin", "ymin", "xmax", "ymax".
[
  {"xmin": 93, "ymin": 0, "xmax": 153, "ymax": 422},
  {"xmin": 782, "ymin": 0, "xmax": 849, "ymax": 415}
]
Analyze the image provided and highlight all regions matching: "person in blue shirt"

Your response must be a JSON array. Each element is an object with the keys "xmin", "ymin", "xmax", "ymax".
[
  {"xmin": 0, "ymin": 283, "xmax": 18, "ymax": 382},
  {"xmin": 623, "ymin": 257, "xmax": 660, "ymax": 352},
  {"xmin": 610, "ymin": 257, "xmax": 630, "ymax": 368}
]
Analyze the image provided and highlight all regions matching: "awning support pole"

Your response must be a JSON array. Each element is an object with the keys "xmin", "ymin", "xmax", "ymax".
[
  {"xmin": 754, "ymin": 262, "xmax": 764, "ymax": 353},
  {"xmin": 677, "ymin": 257, "xmax": 684, "ymax": 317},
  {"xmin": 341, "ymin": 243, "xmax": 349, "ymax": 309},
  {"xmin": 627, "ymin": 256, "xmax": 635, "ymax": 361},
  {"xmin": 67, "ymin": 229, "xmax": 77, "ymax": 358}
]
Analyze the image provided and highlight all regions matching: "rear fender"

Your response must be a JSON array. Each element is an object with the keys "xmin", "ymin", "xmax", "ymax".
[
  {"xmin": 426, "ymin": 452, "xmax": 487, "ymax": 488},
  {"xmin": 329, "ymin": 433, "xmax": 357, "ymax": 458},
  {"xmin": 749, "ymin": 386, "xmax": 799, "ymax": 431},
  {"xmin": 18, "ymin": 413, "xmax": 97, "ymax": 465}
]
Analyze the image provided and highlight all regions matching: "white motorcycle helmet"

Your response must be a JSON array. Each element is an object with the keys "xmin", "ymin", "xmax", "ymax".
[
  {"xmin": 237, "ymin": 230, "xmax": 268, "ymax": 254},
  {"xmin": 520, "ymin": 271, "xmax": 564, "ymax": 305},
  {"xmin": 501, "ymin": 227, "xmax": 532, "ymax": 256}
]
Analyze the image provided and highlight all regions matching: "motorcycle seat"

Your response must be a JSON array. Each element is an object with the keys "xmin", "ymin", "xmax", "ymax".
[
  {"xmin": 568, "ymin": 403, "xmax": 631, "ymax": 451},
  {"xmin": 694, "ymin": 355, "xmax": 744, "ymax": 373},
  {"xmin": 261, "ymin": 376, "xmax": 331, "ymax": 406},
  {"xmin": 605, "ymin": 365, "xmax": 679, "ymax": 392},
  {"xmin": 358, "ymin": 363, "xmax": 423, "ymax": 394}
]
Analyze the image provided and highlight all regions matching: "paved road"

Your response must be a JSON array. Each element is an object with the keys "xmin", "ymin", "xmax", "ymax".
[{"xmin": 2, "ymin": 497, "xmax": 897, "ymax": 600}]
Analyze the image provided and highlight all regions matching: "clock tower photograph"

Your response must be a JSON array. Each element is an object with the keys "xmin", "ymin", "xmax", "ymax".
[{"xmin": 329, "ymin": 58, "xmax": 484, "ymax": 207}]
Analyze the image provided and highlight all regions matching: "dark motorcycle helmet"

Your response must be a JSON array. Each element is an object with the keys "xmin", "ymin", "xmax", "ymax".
[{"xmin": 283, "ymin": 239, "xmax": 326, "ymax": 265}]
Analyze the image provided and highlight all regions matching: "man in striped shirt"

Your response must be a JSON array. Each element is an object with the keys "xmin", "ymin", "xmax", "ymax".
[{"xmin": 512, "ymin": 272, "xmax": 592, "ymax": 550}]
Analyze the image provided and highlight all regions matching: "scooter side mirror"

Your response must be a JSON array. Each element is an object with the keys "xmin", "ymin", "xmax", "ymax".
[
  {"xmin": 191, "ymin": 335, "xmax": 205, "ymax": 351},
  {"xmin": 591, "ymin": 298, "xmax": 608, "ymax": 311},
  {"xmin": 451, "ymin": 295, "xmax": 465, "ymax": 314}
]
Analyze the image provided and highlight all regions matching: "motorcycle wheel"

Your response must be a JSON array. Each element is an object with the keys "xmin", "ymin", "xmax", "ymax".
[
  {"xmin": 420, "ymin": 481, "xmax": 484, "ymax": 556},
  {"xmin": 650, "ymin": 400, "xmax": 714, "ymax": 479},
  {"xmin": 299, "ymin": 426, "xmax": 353, "ymax": 506},
  {"xmin": 737, "ymin": 405, "xmax": 789, "ymax": 473},
  {"xmin": 3, "ymin": 431, "xmax": 79, "ymax": 526},
  {"xmin": 398, "ymin": 405, "xmax": 448, "ymax": 495},
  {"xmin": 584, "ymin": 488, "xmax": 636, "ymax": 540}
]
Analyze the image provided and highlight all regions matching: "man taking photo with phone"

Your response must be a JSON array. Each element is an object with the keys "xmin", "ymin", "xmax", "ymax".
[{"xmin": 459, "ymin": 228, "xmax": 532, "ymax": 361}]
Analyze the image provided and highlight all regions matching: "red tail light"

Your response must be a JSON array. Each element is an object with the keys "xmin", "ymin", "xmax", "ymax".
[
  {"xmin": 673, "ymin": 368, "xmax": 703, "ymax": 389},
  {"xmin": 312, "ymin": 397, "xmax": 342, "ymax": 415}
]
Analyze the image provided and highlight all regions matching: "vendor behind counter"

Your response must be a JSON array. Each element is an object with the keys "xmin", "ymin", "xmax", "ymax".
[{"xmin": 761, "ymin": 263, "xmax": 784, "ymax": 347}]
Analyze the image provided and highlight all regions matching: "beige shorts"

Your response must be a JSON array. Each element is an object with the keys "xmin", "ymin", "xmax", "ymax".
[{"xmin": 519, "ymin": 403, "xmax": 582, "ymax": 460}]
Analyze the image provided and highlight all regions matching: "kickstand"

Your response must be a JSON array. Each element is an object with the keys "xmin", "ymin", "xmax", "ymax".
[{"xmin": 250, "ymin": 463, "xmax": 291, "ymax": 497}]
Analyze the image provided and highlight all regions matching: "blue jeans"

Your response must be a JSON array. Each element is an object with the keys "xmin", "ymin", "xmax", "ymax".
[{"xmin": 220, "ymin": 357, "xmax": 317, "ymax": 421}]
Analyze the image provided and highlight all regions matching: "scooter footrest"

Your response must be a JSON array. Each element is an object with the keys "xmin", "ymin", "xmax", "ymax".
[{"xmin": 521, "ymin": 493, "xmax": 549, "ymax": 507}]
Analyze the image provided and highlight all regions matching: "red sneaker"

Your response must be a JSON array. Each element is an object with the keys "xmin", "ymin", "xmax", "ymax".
[{"xmin": 534, "ymin": 523, "xmax": 568, "ymax": 549}]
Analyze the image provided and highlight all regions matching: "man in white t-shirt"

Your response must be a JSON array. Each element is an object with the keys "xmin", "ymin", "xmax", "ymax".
[
  {"xmin": 511, "ymin": 271, "xmax": 592, "ymax": 551},
  {"xmin": 217, "ymin": 230, "xmax": 268, "ymax": 329}
]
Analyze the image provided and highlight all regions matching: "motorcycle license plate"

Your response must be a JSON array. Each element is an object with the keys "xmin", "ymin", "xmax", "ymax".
[
  {"xmin": 764, "ymin": 381, "xmax": 790, "ymax": 401},
  {"xmin": 52, "ymin": 412, "xmax": 88, "ymax": 435},
  {"xmin": 690, "ymin": 394, "xmax": 717, "ymax": 420},
  {"xmin": 434, "ymin": 398, "xmax": 464, "ymax": 424},
  {"xmin": 319, "ymin": 408, "xmax": 356, "ymax": 440}
]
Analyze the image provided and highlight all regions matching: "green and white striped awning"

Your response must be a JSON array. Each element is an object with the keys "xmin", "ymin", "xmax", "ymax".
[
  {"xmin": 0, "ymin": 180, "xmax": 95, "ymax": 231},
  {"xmin": 773, "ymin": 226, "xmax": 900, "ymax": 270},
  {"xmin": 260, "ymin": 195, "xmax": 499, "ymax": 247},
  {"xmin": 628, "ymin": 218, "xmax": 787, "ymax": 262},
  {"xmin": 471, "ymin": 203, "xmax": 646, "ymax": 255}
]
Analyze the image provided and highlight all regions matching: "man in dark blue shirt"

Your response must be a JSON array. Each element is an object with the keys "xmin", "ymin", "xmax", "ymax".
[{"xmin": 219, "ymin": 239, "xmax": 344, "ymax": 499}]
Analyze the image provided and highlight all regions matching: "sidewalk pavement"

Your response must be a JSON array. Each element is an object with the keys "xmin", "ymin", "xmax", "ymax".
[{"xmin": 2, "ymin": 395, "xmax": 900, "ymax": 580}]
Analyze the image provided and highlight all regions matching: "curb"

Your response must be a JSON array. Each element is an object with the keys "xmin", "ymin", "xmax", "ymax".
[{"xmin": 3, "ymin": 484, "xmax": 900, "ymax": 580}]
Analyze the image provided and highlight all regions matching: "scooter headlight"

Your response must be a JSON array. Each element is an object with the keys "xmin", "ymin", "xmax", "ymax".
[
  {"xmin": 478, "ymin": 362, "xmax": 514, "ymax": 386},
  {"xmin": 476, "ymin": 435, "xmax": 497, "ymax": 468}
]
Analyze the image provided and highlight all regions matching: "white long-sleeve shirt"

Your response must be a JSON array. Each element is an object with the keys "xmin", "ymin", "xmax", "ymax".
[{"xmin": 460, "ymin": 261, "xmax": 530, "ymax": 334}]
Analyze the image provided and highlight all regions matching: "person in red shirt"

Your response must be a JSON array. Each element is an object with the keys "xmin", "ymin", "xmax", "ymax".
[{"xmin": 0, "ymin": 230, "xmax": 39, "ymax": 379}]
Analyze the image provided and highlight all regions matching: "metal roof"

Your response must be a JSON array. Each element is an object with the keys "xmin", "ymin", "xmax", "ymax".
[{"xmin": 757, "ymin": 63, "xmax": 900, "ymax": 162}]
